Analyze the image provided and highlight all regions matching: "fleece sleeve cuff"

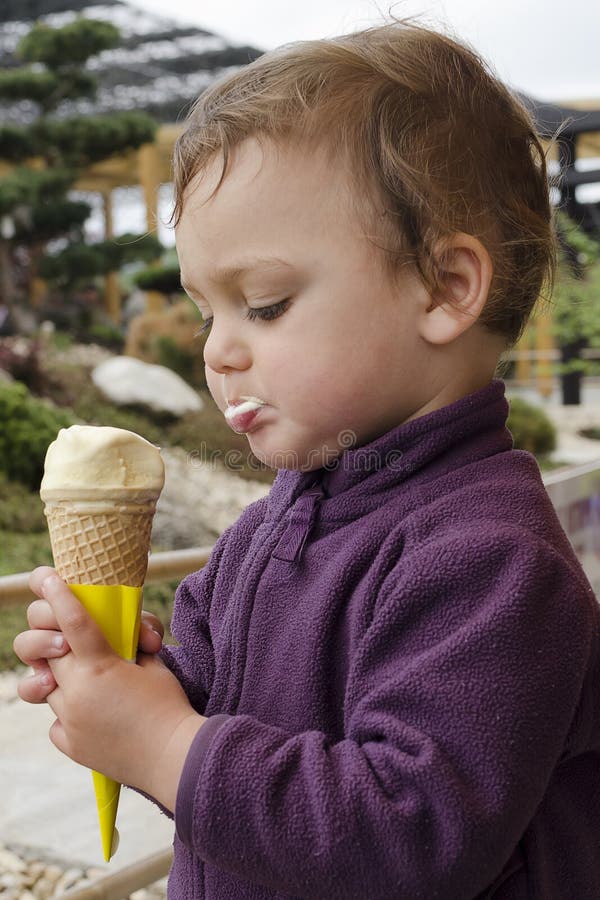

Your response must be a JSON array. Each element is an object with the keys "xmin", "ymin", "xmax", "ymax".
[{"xmin": 175, "ymin": 713, "xmax": 233, "ymax": 845}]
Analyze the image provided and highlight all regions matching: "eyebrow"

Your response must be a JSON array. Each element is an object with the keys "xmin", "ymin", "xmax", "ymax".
[{"xmin": 181, "ymin": 255, "xmax": 294, "ymax": 293}]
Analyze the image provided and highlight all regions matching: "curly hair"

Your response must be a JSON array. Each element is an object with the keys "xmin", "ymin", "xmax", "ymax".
[{"xmin": 172, "ymin": 20, "xmax": 556, "ymax": 346}]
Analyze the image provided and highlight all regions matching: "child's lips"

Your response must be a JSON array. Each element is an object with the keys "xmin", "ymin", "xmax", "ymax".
[{"xmin": 224, "ymin": 397, "xmax": 268, "ymax": 434}]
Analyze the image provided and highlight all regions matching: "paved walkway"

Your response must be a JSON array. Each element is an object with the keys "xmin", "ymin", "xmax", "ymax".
[{"xmin": 0, "ymin": 670, "xmax": 173, "ymax": 872}]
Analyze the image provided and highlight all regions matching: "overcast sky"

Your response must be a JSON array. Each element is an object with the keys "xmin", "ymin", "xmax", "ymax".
[{"xmin": 133, "ymin": 0, "xmax": 599, "ymax": 102}]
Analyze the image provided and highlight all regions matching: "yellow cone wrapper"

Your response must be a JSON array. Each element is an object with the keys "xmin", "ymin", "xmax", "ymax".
[
  {"xmin": 40, "ymin": 425, "xmax": 165, "ymax": 862},
  {"xmin": 69, "ymin": 584, "xmax": 143, "ymax": 861}
]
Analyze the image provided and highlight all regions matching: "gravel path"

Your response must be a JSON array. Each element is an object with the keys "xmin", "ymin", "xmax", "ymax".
[{"xmin": 0, "ymin": 841, "xmax": 167, "ymax": 898}]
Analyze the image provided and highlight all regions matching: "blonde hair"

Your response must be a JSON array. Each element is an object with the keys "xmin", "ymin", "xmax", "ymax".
[{"xmin": 172, "ymin": 20, "xmax": 555, "ymax": 346}]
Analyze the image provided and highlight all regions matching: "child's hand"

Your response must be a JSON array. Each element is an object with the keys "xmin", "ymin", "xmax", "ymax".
[
  {"xmin": 14, "ymin": 566, "xmax": 165, "ymax": 704},
  {"xmin": 20, "ymin": 572, "xmax": 203, "ymax": 810}
]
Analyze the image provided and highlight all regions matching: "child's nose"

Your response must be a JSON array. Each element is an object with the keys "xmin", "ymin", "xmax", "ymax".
[{"xmin": 203, "ymin": 320, "xmax": 252, "ymax": 373}]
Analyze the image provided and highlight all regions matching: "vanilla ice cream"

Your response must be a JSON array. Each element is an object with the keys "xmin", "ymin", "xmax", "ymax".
[
  {"xmin": 40, "ymin": 425, "xmax": 165, "ymax": 586},
  {"xmin": 41, "ymin": 425, "xmax": 165, "ymax": 506}
]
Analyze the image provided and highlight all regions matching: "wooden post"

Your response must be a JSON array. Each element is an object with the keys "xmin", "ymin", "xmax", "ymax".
[
  {"xmin": 138, "ymin": 142, "xmax": 160, "ymax": 234},
  {"xmin": 102, "ymin": 189, "xmax": 121, "ymax": 323},
  {"xmin": 515, "ymin": 328, "xmax": 531, "ymax": 385},
  {"xmin": 138, "ymin": 142, "xmax": 165, "ymax": 313},
  {"xmin": 29, "ymin": 277, "xmax": 47, "ymax": 307},
  {"xmin": 535, "ymin": 306, "xmax": 555, "ymax": 398}
]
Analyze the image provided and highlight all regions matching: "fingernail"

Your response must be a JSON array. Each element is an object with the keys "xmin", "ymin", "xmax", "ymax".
[
  {"xmin": 51, "ymin": 635, "xmax": 64, "ymax": 650},
  {"xmin": 42, "ymin": 575, "xmax": 60, "ymax": 597},
  {"xmin": 40, "ymin": 672, "xmax": 52, "ymax": 686}
]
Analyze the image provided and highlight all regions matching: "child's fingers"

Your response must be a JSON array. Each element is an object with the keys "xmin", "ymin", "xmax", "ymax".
[
  {"xmin": 27, "ymin": 599, "xmax": 60, "ymax": 631},
  {"xmin": 42, "ymin": 574, "xmax": 110, "ymax": 660},
  {"xmin": 139, "ymin": 612, "xmax": 164, "ymax": 655},
  {"xmin": 28, "ymin": 566, "xmax": 59, "ymax": 599},
  {"xmin": 13, "ymin": 628, "xmax": 70, "ymax": 668},
  {"xmin": 141, "ymin": 610, "xmax": 164, "ymax": 638},
  {"xmin": 17, "ymin": 665, "xmax": 58, "ymax": 704}
]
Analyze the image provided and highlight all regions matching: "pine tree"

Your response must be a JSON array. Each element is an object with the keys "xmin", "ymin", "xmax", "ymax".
[{"xmin": 0, "ymin": 17, "xmax": 161, "ymax": 321}]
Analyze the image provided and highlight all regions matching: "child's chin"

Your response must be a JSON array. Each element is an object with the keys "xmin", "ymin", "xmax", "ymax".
[{"xmin": 248, "ymin": 434, "xmax": 302, "ymax": 472}]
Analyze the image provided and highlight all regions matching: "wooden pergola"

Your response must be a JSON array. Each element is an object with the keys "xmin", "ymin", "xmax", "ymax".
[
  {"xmin": 72, "ymin": 123, "xmax": 183, "ymax": 320},
  {"xmin": 513, "ymin": 98, "xmax": 600, "ymax": 395}
]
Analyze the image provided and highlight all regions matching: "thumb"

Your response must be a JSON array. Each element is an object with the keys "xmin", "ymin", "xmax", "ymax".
[{"xmin": 42, "ymin": 574, "xmax": 112, "ymax": 659}]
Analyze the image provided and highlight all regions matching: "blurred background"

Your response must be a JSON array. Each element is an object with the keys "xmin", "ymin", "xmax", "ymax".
[{"xmin": 0, "ymin": 2, "xmax": 599, "ymax": 896}]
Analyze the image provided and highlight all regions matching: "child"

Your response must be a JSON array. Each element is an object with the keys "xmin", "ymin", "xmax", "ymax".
[{"xmin": 14, "ymin": 20, "xmax": 600, "ymax": 899}]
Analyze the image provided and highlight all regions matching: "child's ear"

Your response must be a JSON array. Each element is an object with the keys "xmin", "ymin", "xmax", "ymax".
[{"xmin": 418, "ymin": 233, "xmax": 493, "ymax": 345}]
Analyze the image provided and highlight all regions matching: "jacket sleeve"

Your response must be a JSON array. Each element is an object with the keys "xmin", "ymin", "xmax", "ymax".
[
  {"xmin": 160, "ymin": 495, "xmax": 270, "ymax": 714},
  {"xmin": 173, "ymin": 524, "xmax": 597, "ymax": 899}
]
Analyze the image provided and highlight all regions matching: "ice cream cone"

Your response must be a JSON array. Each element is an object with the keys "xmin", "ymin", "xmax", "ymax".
[
  {"xmin": 42, "ymin": 494, "xmax": 156, "ymax": 588},
  {"xmin": 40, "ymin": 426, "xmax": 165, "ymax": 862}
]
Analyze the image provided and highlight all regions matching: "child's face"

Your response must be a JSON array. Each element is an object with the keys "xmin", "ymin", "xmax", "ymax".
[{"xmin": 176, "ymin": 136, "xmax": 436, "ymax": 471}]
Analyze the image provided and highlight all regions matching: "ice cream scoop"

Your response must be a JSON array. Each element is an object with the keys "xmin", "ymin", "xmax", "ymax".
[
  {"xmin": 40, "ymin": 425, "xmax": 165, "ymax": 860},
  {"xmin": 41, "ymin": 424, "xmax": 165, "ymax": 502}
]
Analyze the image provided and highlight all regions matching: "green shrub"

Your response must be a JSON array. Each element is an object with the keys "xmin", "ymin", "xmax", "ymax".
[
  {"xmin": 142, "ymin": 579, "xmax": 180, "ymax": 645},
  {"xmin": 580, "ymin": 428, "xmax": 600, "ymax": 441},
  {"xmin": 507, "ymin": 397, "xmax": 557, "ymax": 457},
  {"xmin": 0, "ymin": 473, "xmax": 47, "ymax": 532},
  {"xmin": 0, "ymin": 381, "xmax": 74, "ymax": 489},
  {"xmin": 152, "ymin": 334, "xmax": 195, "ymax": 383},
  {"xmin": 85, "ymin": 322, "xmax": 125, "ymax": 351}
]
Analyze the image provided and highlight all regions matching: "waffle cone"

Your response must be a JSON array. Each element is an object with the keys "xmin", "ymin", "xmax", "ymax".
[{"xmin": 44, "ymin": 499, "xmax": 155, "ymax": 587}]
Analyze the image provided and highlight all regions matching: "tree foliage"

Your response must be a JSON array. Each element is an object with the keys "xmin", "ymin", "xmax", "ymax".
[
  {"xmin": 17, "ymin": 19, "xmax": 121, "ymax": 69},
  {"xmin": 40, "ymin": 233, "xmax": 164, "ymax": 288},
  {"xmin": 551, "ymin": 212, "xmax": 600, "ymax": 374},
  {"xmin": 134, "ymin": 263, "xmax": 183, "ymax": 295},
  {"xmin": 0, "ymin": 16, "xmax": 160, "ymax": 311}
]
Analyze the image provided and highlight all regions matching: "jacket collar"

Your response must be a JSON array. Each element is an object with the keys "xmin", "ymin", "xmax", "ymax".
[{"xmin": 267, "ymin": 379, "xmax": 512, "ymax": 521}]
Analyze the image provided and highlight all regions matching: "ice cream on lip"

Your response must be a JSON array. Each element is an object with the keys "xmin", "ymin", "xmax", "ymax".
[
  {"xmin": 224, "ymin": 396, "xmax": 267, "ymax": 421},
  {"xmin": 223, "ymin": 396, "xmax": 268, "ymax": 434}
]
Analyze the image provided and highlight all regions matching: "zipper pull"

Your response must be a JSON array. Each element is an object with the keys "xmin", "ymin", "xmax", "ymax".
[{"xmin": 272, "ymin": 486, "xmax": 325, "ymax": 563}]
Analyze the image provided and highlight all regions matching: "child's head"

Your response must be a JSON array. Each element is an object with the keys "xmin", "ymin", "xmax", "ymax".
[{"xmin": 174, "ymin": 21, "xmax": 555, "ymax": 470}]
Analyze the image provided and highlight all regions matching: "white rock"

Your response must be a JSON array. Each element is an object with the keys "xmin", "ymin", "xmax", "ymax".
[
  {"xmin": 54, "ymin": 867, "xmax": 84, "ymax": 893},
  {"xmin": 0, "ymin": 848, "xmax": 26, "ymax": 872},
  {"xmin": 40, "ymin": 863, "xmax": 63, "ymax": 884},
  {"xmin": 92, "ymin": 356, "xmax": 203, "ymax": 416}
]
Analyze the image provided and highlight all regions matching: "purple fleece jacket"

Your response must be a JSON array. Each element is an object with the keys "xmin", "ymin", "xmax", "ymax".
[{"xmin": 160, "ymin": 380, "xmax": 600, "ymax": 899}]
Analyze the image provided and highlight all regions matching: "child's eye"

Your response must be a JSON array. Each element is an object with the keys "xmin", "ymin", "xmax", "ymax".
[
  {"xmin": 245, "ymin": 298, "xmax": 291, "ymax": 323},
  {"xmin": 195, "ymin": 299, "xmax": 291, "ymax": 337}
]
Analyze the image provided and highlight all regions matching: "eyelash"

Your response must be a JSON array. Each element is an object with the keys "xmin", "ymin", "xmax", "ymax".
[{"xmin": 196, "ymin": 298, "xmax": 291, "ymax": 335}]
